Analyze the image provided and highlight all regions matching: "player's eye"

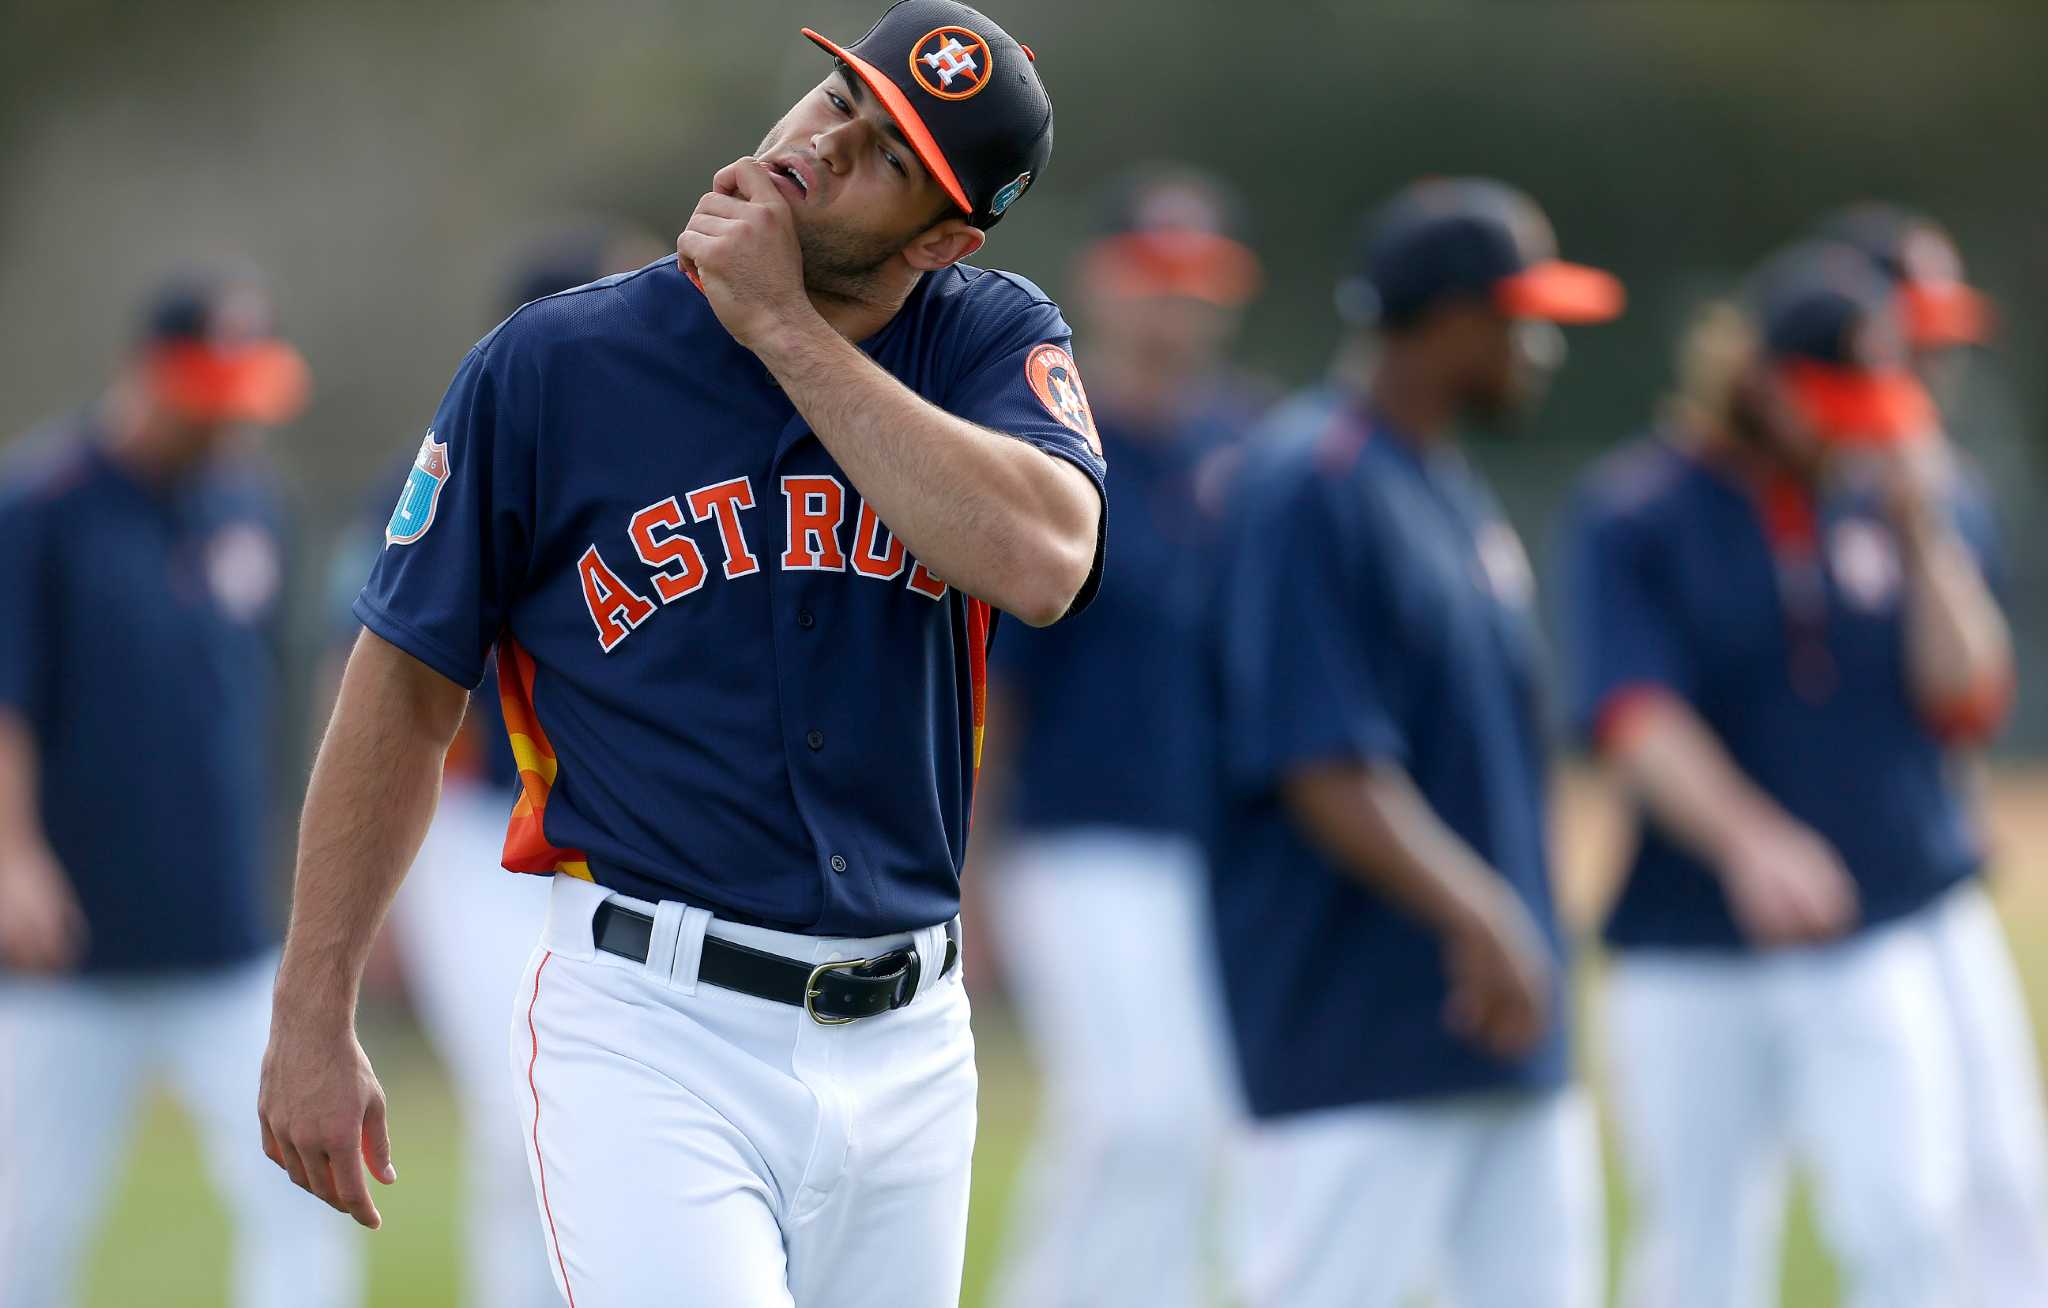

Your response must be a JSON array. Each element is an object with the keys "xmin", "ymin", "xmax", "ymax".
[
  {"xmin": 827, "ymin": 92, "xmax": 850, "ymax": 115},
  {"xmin": 882, "ymin": 147, "xmax": 907, "ymax": 179}
]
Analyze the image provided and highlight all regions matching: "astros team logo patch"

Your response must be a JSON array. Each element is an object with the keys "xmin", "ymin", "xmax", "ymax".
[
  {"xmin": 1024, "ymin": 344, "xmax": 1101, "ymax": 456},
  {"xmin": 910, "ymin": 26, "xmax": 992, "ymax": 100},
  {"xmin": 386, "ymin": 429, "xmax": 450, "ymax": 546}
]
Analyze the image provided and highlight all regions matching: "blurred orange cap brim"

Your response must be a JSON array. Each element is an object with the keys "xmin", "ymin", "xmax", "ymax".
[
  {"xmin": 1782, "ymin": 360, "xmax": 1936, "ymax": 449},
  {"xmin": 1902, "ymin": 281, "xmax": 1994, "ymax": 349},
  {"xmin": 1078, "ymin": 230, "xmax": 1264, "ymax": 307},
  {"xmin": 1494, "ymin": 259, "xmax": 1626, "ymax": 324},
  {"xmin": 150, "ymin": 340, "xmax": 311, "ymax": 426}
]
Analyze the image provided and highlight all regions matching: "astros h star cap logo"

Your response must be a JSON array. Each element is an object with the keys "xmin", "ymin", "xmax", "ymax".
[{"xmin": 802, "ymin": 0, "xmax": 1055, "ymax": 230}]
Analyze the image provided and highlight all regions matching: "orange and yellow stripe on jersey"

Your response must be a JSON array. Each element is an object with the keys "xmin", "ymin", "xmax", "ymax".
[{"xmin": 497, "ymin": 637, "xmax": 593, "ymax": 881}]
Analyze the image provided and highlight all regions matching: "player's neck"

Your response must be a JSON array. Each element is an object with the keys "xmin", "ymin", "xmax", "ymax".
[
  {"xmin": 805, "ymin": 266, "xmax": 924, "ymax": 344},
  {"xmin": 1364, "ymin": 366, "xmax": 1457, "ymax": 448},
  {"xmin": 1084, "ymin": 346, "xmax": 1207, "ymax": 434}
]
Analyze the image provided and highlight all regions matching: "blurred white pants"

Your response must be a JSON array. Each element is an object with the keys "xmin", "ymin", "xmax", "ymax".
[
  {"xmin": 987, "ymin": 829, "xmax": 1238, "ymax": 1308},
  {"xmin": 1230, "ymin": 1087, "xmax": 1601, "ymax": 1308},
  {"xmin": 388, "ymin": 781, "xmax": 558, "ymax": 1308},
  {"xmin": 1921, "ymin": 884, "xmax": 2048, "ymax": 1306},
  {"xmin": 0, "ymin": 951, "xmax": 361, "ymax": 1308},
  {"xmin": 511, "ymin": 873, "xmax": 977, "ymax": 1308},
  {"xmin": 1605, "ymin": 885, "xmax": 2019, "ymax": 1308}
]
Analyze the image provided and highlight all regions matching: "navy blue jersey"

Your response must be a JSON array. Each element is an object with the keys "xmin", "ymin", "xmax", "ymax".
[
  {"xmin": 1562, "ymin": 435, "xmax": 1999, "ymax": 951},
  {"xmin": 356, "ymin": 257, "xmax": 1107, "ymax": 936},
  {"xmin": 992, "ymin": 392, "xmax": 1258, "ymax": 841},
  {"xmin": 0, "ymin": 425, "xmax": 285, "ymax": 974},
  {"xmin": 1211, "ymin": 391, "xmax": 1568, "ymax": 1117},
  {"xmin": 332, "ymin": 459, "xmax": 520, "ymax": 796}
]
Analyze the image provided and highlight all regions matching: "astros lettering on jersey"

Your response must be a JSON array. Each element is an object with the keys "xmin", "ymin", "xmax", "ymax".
[{"xmin": 358, "ymin": 255, "xmax": 1107, "ymax": 935}]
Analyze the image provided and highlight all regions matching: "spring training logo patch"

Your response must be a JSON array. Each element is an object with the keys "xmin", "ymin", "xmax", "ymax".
[
  {"xmin": 989, "ymin": 171, "xmax": 1032, "ymax": 218},
  {"xmin": 1024, "ymin": 344, "xmax": 1101, "ymax": 456},
  {"xmin": 386, "ymin": 429, "xmax": 450, "ymax": 546}
]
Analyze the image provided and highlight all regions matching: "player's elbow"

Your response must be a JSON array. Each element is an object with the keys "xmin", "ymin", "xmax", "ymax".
[{"xmin": 1005, "ymin": 525, "xmax": 1094, "ymax": 628}]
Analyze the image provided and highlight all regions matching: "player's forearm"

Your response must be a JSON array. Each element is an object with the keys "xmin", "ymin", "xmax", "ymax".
[
  {"xmin": 273, "ymin": 631, "xmax": 468, "ymax": 1020},
  {"xmin": 1603, "ymin": 693, "xmax": 1790, "ymax": 871},
  {"xmin": 1280, "ymin": 760, "xmax": 1512, "ymax": 938},
  {"xmin": 756, "ymin": 316, "xmax": 1098, "ymax": 626},
  {"xmin": 0, "ymin": 709, "xmax": 50, "ymax": 856},
  {"xmin": 1896, "ymin": 513, "xmax": 2012, "ymax": 717}
]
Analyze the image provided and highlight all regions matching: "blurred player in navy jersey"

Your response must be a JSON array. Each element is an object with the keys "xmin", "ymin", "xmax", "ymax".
[
  {"xmin": 1816, "ymin": 204, "xmax": 2048, "ymax": 1305},
  {"xmin": 981, "ymin": 166, "xmax": 1266, "ymax": 1308},
  {"xmin": 0, "ymin": 274, "xmax": 360, "ymax": 1307},
  {"xmin": 323, "ymin": 223, "xmax": 664, "ymax": 1308},
  {"xmin": 1565, "ymin": 235, "xmax": 2036, "ymax": 1307},
  {"xmin": 1212, "ymin": 179, "xmax": 1621, "ymax": 1308}
]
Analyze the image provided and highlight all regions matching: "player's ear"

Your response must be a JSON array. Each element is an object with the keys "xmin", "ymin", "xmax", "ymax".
[{"xmin": 904, "ymin": 218, "xmax": 985, "ymax": 272}]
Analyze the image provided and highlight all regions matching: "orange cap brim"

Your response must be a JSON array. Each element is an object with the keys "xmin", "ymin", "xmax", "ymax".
[
  {"xmin": 149, "ymin": 340, "xmax": 311, "ymax": 426},
  {"xmin": 1077, "ymin": 231, "xmax": 1264, "ymax": 307},
  {"xmin": 1782, "ymin": 360, "xmax": 1936, "ymax": 448},
  {"xmin": 801, "ymin": 29, "xmax": 973, "ymax": 218},
  {"xmin": 1494, "ymin": 259, "xmax": 1626, "ymax": 324},
  {"xmin": 1902, "ymin": 281, "xmax": 1994, "ymax": 349}
]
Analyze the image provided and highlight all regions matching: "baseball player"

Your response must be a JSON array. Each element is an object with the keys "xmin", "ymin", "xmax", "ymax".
[
  {"xmin": 981, "ymin": 166, "xmax": 1265, "ymax": 1308},
  {"xmin": 1563, "ymin": 240, "xmax": 2022, "ymax": 1307},
  {"xmin": 322, "ymin": 227, "xmax": 665, "ymax": 1308},
  {"xmin": 1816, "ymin": 203, "xmax": 2048, "ymax": 1306},
  {"xmin": 1211, "ymin": 178, "xmax": 1621, "ymax": 1308},
  {"xmin": 257, "ymin": 4, "xmax": 1105, "ymax": 1305},
  {"xmin": 0, "ymin": 276, "xmax": 360, "ymax": 1307}
]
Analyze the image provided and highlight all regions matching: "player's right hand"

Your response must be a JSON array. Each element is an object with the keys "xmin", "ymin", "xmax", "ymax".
[
  {"xmin": 1441, "ymin": 880, "xmax": 1554, "ymax": 1058},
  {"xmin": 0, "ymin": 841, "xmax": 87, "ymax": 972},
  {"xmin": 1717, "ymin": 817, "xmax": 1860, "ymax": 947},
  {"xmin": 258, "ymin": 1002, "xmax": 398, "ymax": 1230}
]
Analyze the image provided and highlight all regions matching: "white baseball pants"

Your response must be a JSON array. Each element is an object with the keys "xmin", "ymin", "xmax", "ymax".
[
  {"xmin": 0, "ymin": 951, "xmax": 361, "ymax": 1308},
  {"xmin": 511, "ymin": 873, "xmax": 977, "ymax": 1308},
  {"xmin": 1603, "ymin": 882, "xmax": 2048, "ymax": 1308},
  {"xmin": 985, "ymin": 828, "xmax": 1239, "ymax": 1308},
  {"xmin": 1230, "ymin": 1087, "xmax": 1602, "ymax": 1308},
  {"xmin": 388, "ymin": 780, "xmax": 558, "ymax": 1308}
]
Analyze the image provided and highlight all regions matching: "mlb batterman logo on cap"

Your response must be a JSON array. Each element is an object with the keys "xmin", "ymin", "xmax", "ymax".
[{"xmin": 802, "ymin": 0, "xmax": 1055, "ymax": 229}]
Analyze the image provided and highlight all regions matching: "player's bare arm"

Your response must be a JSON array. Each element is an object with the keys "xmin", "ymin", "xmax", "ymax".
[
  {"xmin": 0, "ymin": 708, "xmax": 87, "ymax": 971},
  {"xmin": 1879, "ymin": 442, "xmax": 2013, "ymax": 732},
  {"xmin": 1602, "ymin": 690, "xmax": 1858, "ymax": 946},
  {"xmin": 260, "ymin": 629, "xmax": 468, "ymax": 1229},
  {"xmin": 1281, "ymin": 760, "xmax": 1553, "ymax": 1057},
  {"xmin": 682, "ymin": 156, "xmax": 1097, "ymax": 625}
]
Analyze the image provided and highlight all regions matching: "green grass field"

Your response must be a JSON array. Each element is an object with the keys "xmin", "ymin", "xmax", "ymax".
[{"xmin": 80, "ymin": 770, "xmax": 2048, "ymax": 1307}]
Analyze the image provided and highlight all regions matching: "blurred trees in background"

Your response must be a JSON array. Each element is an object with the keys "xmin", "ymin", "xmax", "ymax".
[{"xmin": 3, "ymin": 0, "xmax": 2044, "ymax": 735}]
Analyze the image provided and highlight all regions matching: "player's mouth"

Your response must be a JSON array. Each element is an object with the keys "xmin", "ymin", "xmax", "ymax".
[{"xmin": 766, "ymin": 156, "xmax": 814, "ymax": 204}]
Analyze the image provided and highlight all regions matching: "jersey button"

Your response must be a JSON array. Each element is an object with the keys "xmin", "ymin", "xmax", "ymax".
[
  {"xmin": 797, "ymin": 609, "xmax": 815, "ymax": 629},
  {"xmin": 806, "ymin": 729, "xmax": 825, "ymax": 751},
  {"xmin": 829, "ymin": 854, "xmax": 848, "ymax": 873}
]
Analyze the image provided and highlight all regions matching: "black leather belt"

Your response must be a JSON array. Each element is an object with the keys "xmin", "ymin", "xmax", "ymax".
[{"xmin": 590, "ymin": 900, "xmax": 960, "ymax": 1025}]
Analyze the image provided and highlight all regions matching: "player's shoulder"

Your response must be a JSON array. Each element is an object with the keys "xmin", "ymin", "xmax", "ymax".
[
  {"xmin": 1571, "ymin": 431, "xmax": 1699, "ymax": 528},
  {"xmin": 914, "ymin": 262, "xmax": 1068, "ymax": 345},
  {"xmin": 476, "ymin": 256, "xmax": 678, "ymax": 364},
  {"xmin": 0, "ymin": 418, "xmax": 100, "ymax": 511}
]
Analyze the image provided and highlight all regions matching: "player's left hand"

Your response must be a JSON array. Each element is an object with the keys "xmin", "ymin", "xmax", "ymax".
[{"xmin": 679, "ymin": 158, "xmax": 814, "ymax": 351}]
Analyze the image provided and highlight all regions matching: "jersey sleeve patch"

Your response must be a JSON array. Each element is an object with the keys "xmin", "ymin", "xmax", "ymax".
[
  {"xmin": 1023, "ymin": 344, "xmax": 1101, "ymax": 456},
  {"xmin": 386, "ymin": 429, "xmax": 450, "ymax": 546}
]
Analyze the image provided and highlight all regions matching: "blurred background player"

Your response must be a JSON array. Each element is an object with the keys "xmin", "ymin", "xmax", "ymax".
[
  {"xmin": 1210, "ymin": 179, "xmax": 1621, "ymax": 1308},
  {"xmin": 322, "ymin": 222, "xmax": 665, "ymax": 1308},
  {"xmin": 1564, "ymin": 240, "xmax": 2026, "ymax": 1307},
  {"xmin": 1818, "ymin": 203, "xmax": 2048, "ymax": 1306},
  {"xmin": 979, "ymin": 166, "xmax": 1265, "ymax": 1308},
  {"xmin": 0, "ymin": 275, "xmax": 360, "ymax": 1308}
]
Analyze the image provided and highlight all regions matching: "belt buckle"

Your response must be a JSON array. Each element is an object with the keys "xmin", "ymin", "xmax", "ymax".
[{"xmin": 805, "ymin": 954, "xmax": 887, "ymax": 1026}]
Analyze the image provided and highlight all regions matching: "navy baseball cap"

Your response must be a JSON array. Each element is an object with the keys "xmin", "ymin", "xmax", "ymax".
[
  {"xmin": 138, "ymin": 273, "xmax": 309, "ymax": 426},
  {"xmin": 1748, "ymin": 240, "xmax": 1936, "ymax": 448},
  {"xmin": 1077, "ymin": 165, "xmax": 1263, "ymax": 306},
  {"xmin": 802, "ymin": 0, "xmax": 1053, "ymax": 229},
  {"xmin": 1341, "ymin": 178, "xmax": 1624, "ymax": 328},
  {"xmin": 1814, "ymin": 203, "xmax": 1994, "ymax": 349}
]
